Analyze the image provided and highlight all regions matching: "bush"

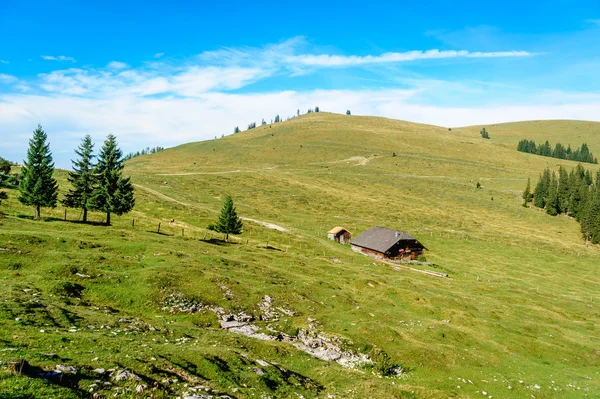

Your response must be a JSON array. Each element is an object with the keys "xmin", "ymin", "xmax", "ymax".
[
  {"xmin": 416, "ymin": 254, "xmax": 427, "ymax": 263},
  {"xmin": 370, "ymin": 348, "xmax": 400, "ymax": 376},
  {"xmin": 52, "ymin": 281, "xmax": 84, "ymax": 298},
  {"xmin": 0, "ymin": 157, "xmax": 11, "ymax": 174}
]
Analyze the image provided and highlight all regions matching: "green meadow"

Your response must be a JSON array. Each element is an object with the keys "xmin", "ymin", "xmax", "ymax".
[{"xmin": 1, "ymin": 113, "xmax": 599, "ymax": 398}]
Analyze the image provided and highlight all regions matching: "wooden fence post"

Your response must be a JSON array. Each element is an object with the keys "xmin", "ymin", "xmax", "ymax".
[
  {"xmin": 132, "ymin": 218, "xmax": 135, "ymax": 227},
  {"xmin": 182, "ymin": 229, "xmax": 184, "ymax": 237},
  {"xmin": 157, "ymin": 222, "xmax": 161, "ymax": 233},
  {"xmin": 64, "ymin": 209, "xmax": 67, "ymax": 221}
]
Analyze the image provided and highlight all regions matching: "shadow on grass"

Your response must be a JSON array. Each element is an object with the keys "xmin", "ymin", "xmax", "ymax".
[
  {"xmin": 148, "ymin": 230, "xmax": 175, "ymax": 236},
  {"xmin": 9, "ymin": 360, "xmax": 89, "ymax": 396},
  {"xmin": 260, "ymin": 245, "xmax": 283, "ymax": 252},
  {"xmin": 201, "ymin": 238, "xmax": 228, "ymax": 246},
  {"xmin": 14, "ymin": 214, "xmax": 107, "ymax": 226}
]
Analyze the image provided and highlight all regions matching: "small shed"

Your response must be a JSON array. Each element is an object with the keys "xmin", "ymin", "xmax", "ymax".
[
  {"xmin": 328, "ymin": 226, "xmax": 352, "ymax": 244},
  {"xmin": 350, "ymin": 226, "xmax": 426, "ymax": 260}
]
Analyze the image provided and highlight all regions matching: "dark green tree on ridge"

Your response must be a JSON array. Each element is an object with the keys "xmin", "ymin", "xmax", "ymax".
[
  {"xmin": 91, "ymin": 134, "xmax": 135, "ymax": 225},
  {"xmin": 63, "ymin": 135, "xmax": 96, "ymax": 222},
  {"xmin": 18, "ymin": 125, "xmax": 58, "ymax": 220},
  {"xmin": 214, "ymin": 195, "xmax": 243, "ymax": 242},
  {"xmin": 522, "ymin": 178, "xmax": 532, "ymax": 207}
]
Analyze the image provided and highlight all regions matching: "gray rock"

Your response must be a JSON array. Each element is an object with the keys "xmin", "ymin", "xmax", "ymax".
[
  {"xmin": 256, "ymin": 359, "xmax": 270, "ymax": 367},
  {"xmin": 55, "ymin": 365, "xmax": 77, "ymax": 374},
  {"xmin": 112, "ymin": 369, "xmax": 141, "ymax": 381},
  {"xmin": 93, "ymin": 368, "xmax": 106, "ymax": 374}
]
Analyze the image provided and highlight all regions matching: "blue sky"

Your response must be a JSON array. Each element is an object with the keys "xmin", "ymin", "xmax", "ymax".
[{"xmin": 1, "ymin": 0, "xmax": 600, "ymax": 168}]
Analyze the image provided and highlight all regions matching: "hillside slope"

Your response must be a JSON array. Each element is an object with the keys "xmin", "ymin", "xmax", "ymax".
[{"xmin": 1, "ymin": 113, "xmax": 599, "ymax": 398}]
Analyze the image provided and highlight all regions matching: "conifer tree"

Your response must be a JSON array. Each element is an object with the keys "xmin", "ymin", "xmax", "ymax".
[
  {"xmin": 545, "ymin": 172, "xmax": 559, "ymax": 216},
  {"xmin": 533, "ymin": 169, "xmax": 551, "ymax": 208},
  {"xmin": 557, "ymin": 166, "xmax": 570, "ymax": 214},
  {"xmin": 581, "ymin": 187, "xmax": 600, "ymax": 244},
  {"xmin": 522, "ymin": 178, "xmax": 532, "ymax": 207},
  {"xmin": 91, "ymin": 134, "xmax": 135, "ymax": 225},
  {"xmin": 62, "ymin": 135, "xmax": 95, "ymax": 222},
  {"xmin": 18, "ymin": 125, "xmax": 59, "ymax": 220},
  {"xmin": 214, "ymin": 195, "xmax": 243, "ymax": 242}
]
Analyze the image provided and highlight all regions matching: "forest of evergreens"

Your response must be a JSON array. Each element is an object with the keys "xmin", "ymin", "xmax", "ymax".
[
  {"xmin": 525, "ymin": 164, "xmax": 600, "ymax": 243},
  {"xmin": 517, "ymin": 139, "xmax": 597, "ymax": 163}
]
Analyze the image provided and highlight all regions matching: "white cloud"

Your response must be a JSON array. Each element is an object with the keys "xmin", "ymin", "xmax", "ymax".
[
  {"xmin": 0, "ymin": 73, "xmax": 17, "ymax": 83},
  {"xmin": 0, "ymin": 60, "xmax": 9, "ymax": 64},
  {"xmin": 154, "ymin": 52, "xmax": 164, "ymax": 58},
  {"xmin": 107, "ymin": 61, "xmax": 129, "ymax": 70},
  {"xmin": 41, "ymin": 55, "xmax": 77, "ymax": 62},
  {"xmin": 585, "ymin": 19, "xmax": 600, "ymax": 26},
  {"xmin": 286, "ymin": 49, "xmax": 533, "ymax": 67}
]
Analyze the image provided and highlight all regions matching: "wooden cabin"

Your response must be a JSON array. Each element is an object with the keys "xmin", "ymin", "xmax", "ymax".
[
  {"xmin": 350, "ymin": 226, "xmax": 426, "ymax": 260},
  {"xmin": 327, "ymin": 226, "xmax": 352, "ymax": 244}
]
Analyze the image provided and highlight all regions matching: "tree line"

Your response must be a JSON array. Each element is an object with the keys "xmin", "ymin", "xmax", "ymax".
[
  {"xmin": 517, "ymin": 139, "xmax": 597, "ymax": 164},
  {"xmin": 123, "ymin": 146, "xmax": 165, "ymax": 161},
  {"xmin": 523, "ymin": 164, "xmax": 600, "ymax": 243},
  {"xmin": 234, "ymin": 106, "xmax": 324, "ymax": 134},
  {"xmin": 7, "ymin": 125, "xmax": 135, "ymax": 224}
]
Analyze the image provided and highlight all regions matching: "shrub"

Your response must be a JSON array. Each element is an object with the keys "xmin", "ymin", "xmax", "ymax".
[
  {"xmin": 52, "ymin": 281, "xmax": 84, "ymax": 298},
  {"xmin": 370, "ymin": 348, "xmax": 399, "ymax": 376}
]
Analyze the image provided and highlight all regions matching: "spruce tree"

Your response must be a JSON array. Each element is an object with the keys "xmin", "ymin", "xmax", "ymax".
[
  {"xmin": 545, "ymin": 172, "xmax": 559, "ymax": 216},
  {"xmin": 214, "ymin": 195, "xmax": 243, "ymax": 242},
  {"xmin": 62, "ymin": 135, "xmax": 95, "ymax": 222},
  {"xmin": 18, "ymin": 125, "xmax": 58, "ymax": 220},
  {"xmin": 581, "ymin": 187, "xmax": 600, "ymax": 244},
  {"xmin": 557, "ymin": 166, "xmax": 570, "ymax": 214},
  {"xmin": 91, "ymin": 134, "xmax": 135, "ymax": 225},
  {"xmin": 522, "ymin": 178, "xmax": 532, "ymax": 207},
  {"xmin": 533, "ymin": 169, "xmax": 551, "ymax": 208}
]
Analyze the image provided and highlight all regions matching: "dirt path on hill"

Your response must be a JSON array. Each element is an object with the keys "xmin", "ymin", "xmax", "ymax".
[
  {"xmin": 156, "ymin": 170, "xmax": 244, "ymax": 176},
  {"xmin": 133, "ymin": 184, "xmax": 192, "ymax": 206},
  {"xmin": 134, "ymin": 184, "xmax": 290, "ymax": 233},
  {"xmin": 239, "ymin": 217, "xmax": 290, "ymax": 233}
]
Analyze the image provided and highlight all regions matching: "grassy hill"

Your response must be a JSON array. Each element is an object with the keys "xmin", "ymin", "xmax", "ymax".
[{"xmin": 1, "ymin": 113, "xmax": 599, "ymax": 398}]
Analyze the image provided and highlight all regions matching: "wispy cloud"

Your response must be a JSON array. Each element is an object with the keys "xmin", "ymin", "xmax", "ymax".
[
  {"xmin": 154, "ymin": 52, "xmax": 164, "ymax": 58},
  {"xmin": 286, "ymin": 49, "xmax": 533, "ymax": 67},
  {"xmin": 0, "ymin": 73, "xmax": 17, "ymax": 83},
  {"xmin": 107, "ymin": 61, "xmax": 129, "ymax": 70},
  {"xmin": 0, "ymin": 60, "xmax": 9, "ymax": 64},
  {"xmin": 41, "ymin": 55, "xmax": 77, "ymax": 62},
  {"xmin": 585, "ymin": 19, "xmax": 600, "ymax": 26}
]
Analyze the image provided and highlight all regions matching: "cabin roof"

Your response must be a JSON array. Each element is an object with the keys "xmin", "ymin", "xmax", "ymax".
[
  {"xmin": 350, "ymin": 226, "xmax": 420, "ymax": 253},
  {"xmin": 328, "ymin": 226, "xmax": 351, "ymax": 235}
]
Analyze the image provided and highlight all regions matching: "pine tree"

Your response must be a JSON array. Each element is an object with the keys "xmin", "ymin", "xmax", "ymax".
[
  {"xmin": 62, "ymin": 135, "xmax": 95, "ymax": 222},
  {"xmin": 214, "ymin": 195, "xmax": 243, "ymax": 242},
  {"xmin": 522, "ymin": 177, "xmax": 532, "ymax": 207},
  {"xmin": 557, "ymin": 165, "xmax": 570, "ymax": 214},
  {"xmin": 91, "ymin": 134, "xmax": 135, "ymax": 225},
  {"xmin": 346, "ymin": 110, "xmax": 351, "ymax": 115},
  {"xmin": 545, "ymin": 172, "xmax": 559, "ymax": 216},
  {"xmin": 581, "ymin": 187, "xmax": 600, "ymax": 244},
  {"xmin": 533, "ymin": 169, "xmax": 551, "ymax": 208},
  {"xmin": 18, "ymin": 125, "xmax": 59, "ymax": 220},
  {"xmin": 315, "ymin": 106, "xmax": 320, "ymax": 112}
]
